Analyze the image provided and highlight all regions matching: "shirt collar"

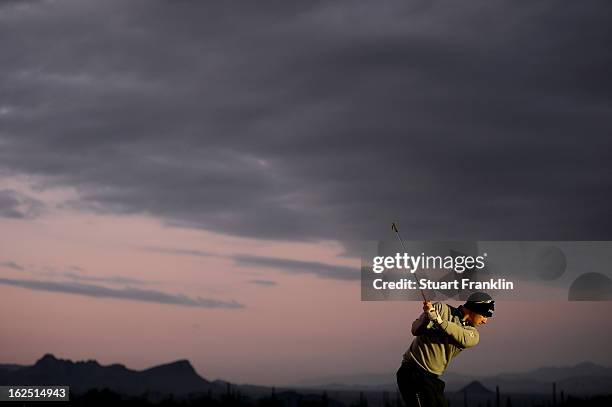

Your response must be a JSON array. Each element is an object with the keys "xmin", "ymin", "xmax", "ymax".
[{"xmin": 457, "ymin": 305, "xmax": 470, "ymax": 326}]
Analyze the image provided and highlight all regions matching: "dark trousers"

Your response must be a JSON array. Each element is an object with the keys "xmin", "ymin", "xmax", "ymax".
[{"xmin": 396, "ymin": 360, "xmax": 448, "ymax": 407}]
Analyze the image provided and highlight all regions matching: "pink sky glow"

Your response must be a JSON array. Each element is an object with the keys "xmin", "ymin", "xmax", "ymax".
[{"xmin": 1, "ymin": 192, "xmax": 611, "ymax": 385}]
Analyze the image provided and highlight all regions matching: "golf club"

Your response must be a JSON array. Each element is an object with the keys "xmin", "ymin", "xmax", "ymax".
[{"xmin": 391, "ymin": 222, "xmax": 428, "ymax": 302}]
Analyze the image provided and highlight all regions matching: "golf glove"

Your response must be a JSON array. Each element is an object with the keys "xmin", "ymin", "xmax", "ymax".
[{"xmin": 426, "ymin": 308, "xmax": 443, "ymax": 324}]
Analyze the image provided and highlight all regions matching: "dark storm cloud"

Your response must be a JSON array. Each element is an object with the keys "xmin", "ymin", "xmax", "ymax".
[
  {"xmin": 24, "ymin": 263, "xmax": 159, "ymax": 286},
  {"xmin": 234, "ymin": 255, "xmax": 359, "ymax": 281},
  {"xmin": 0, "ymin": 189, "xmax": 43, "ymax": 219},
  {"xmin": 62, "ymin": 271, "xmax": 156, "ymax": 286},
  {"xmin": 0, "ymin": 0, "xmax": 41, "ymax": 8},
  {"xmin": 139, "ymin": 246, "xmax": 213, "ymax": 258},
  {"xmin": 248, "ymin": 279, "xmax": 277, "ymax": 286},
  {"xmin": 0, "ymin": 260, "xmax": 23, "ymax": 271},
  {"xmin": 1, "ymin": 0, "xmax": 611, "ymax": 249},
  {"xmin": 0, "ymin": 277, "xmax": 245, "ymax": 308},
  {"xmin": 19, "ymin": 263, "xmax": 155, "ymax": 286}
]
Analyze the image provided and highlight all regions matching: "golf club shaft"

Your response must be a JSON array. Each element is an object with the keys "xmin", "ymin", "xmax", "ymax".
[{"xmin": 391, "ymin": 222, "xmax": 427, "ymax": 302}]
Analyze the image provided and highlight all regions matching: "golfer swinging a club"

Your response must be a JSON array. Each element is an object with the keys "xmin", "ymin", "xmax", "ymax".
[{"xmin": 396, "ymin": 292, "xmax": 495, "ymax": 407}]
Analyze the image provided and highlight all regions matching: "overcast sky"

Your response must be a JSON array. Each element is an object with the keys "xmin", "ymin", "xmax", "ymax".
[{"xmin": 1, "ymin": 0, "xmax": 612, "ymax": 385}]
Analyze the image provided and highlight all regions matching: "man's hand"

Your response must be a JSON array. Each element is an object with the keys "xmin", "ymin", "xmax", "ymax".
[{"xmin": 423, "ymin": 301, "xmax": 443, "ymax": 324}]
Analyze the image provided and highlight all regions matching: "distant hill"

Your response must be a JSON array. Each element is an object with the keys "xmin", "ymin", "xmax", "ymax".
[
  {"xmin": 0, "ymin": 354, "xmax": 351, "ymax": 405},
  {"xmin": 458, "ymin": 381, "xmax": 494, "ymax": 395},
  {"xmin": 0, "ymin": 354, "xmax": 223, "ymax": 396},
  {"xmin": 294, "ymin": 371, "xmax": 473, "ymax": 391},
  {"xmin": 0, "ymin": 364, "xmax": 24, "ymax": 371},
  {"xmin": 481, "ymin": 362, "xmax": 612, "ymax": 395},
  {"xmin": 1, "ymin": 355, "xmax": 610, "ymax": 405},
  {"xmin": 295, "ymin": 362, "xmax": 612, "ymax": 396}
]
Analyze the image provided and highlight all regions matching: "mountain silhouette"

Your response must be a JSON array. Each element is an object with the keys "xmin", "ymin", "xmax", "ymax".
[
  {"xmin": 0, "ymin": 355, "xmax": 352, "ymax": 405},
  {"xmin": 458, "ymin": 380, "xmax": 493, "ymax": 394},
  {"xmin": 0, "ymin": 353, "xmax": 223, "ymax": 396},
  {"xmin": 293, "ymin": 361, "xmax": 612, "ymax": 396},
  {"xmin": 2, "ymin": 354, "xmax": 611, "ymax": 405},
  {"xmin": 481, "ymin": 362, "xmax": 612, "ymax": 395}
]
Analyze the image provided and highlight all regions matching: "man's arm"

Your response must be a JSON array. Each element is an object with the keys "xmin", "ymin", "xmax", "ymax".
[
  {"xmin": 411, "ymin": 311, "xmax": 429, "ymax": 336},
  {"xmin": 412, "ymin": 299, "xmax": 440, "ymax": 335},
  {"xmin": 437, "ymin": 318, "xmax": 479, "ymax": 348},
  {"xmin": 427, "ymin": 302, "xmax": 480, "ymax": 348}
]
